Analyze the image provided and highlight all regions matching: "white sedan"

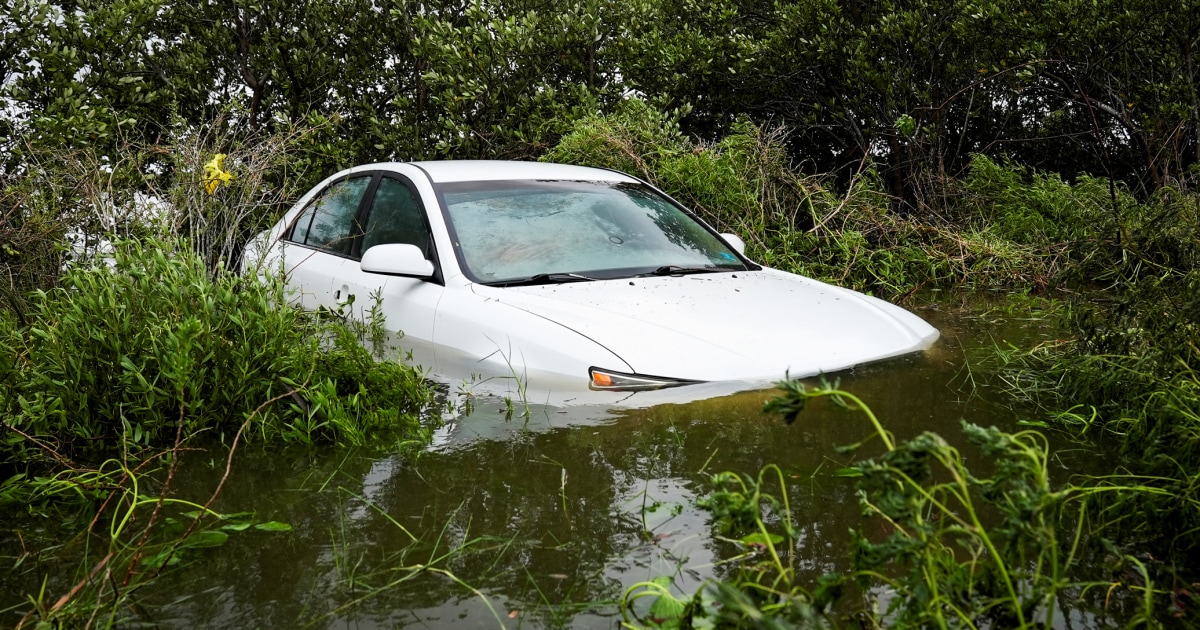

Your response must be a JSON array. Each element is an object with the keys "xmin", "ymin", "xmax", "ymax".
[{"xmin": 245, "ymin": 161, "xmax": 938, "ymax": 395}]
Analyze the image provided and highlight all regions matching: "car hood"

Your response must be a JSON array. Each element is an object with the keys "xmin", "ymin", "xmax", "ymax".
[{"xmin": 471, "ymin": 269, "xmax": 938, "ymax": 382}]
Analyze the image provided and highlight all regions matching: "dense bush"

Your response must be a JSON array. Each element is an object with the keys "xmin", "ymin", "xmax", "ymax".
[
  {"xmin": 7, "ymin": 0, "xmax": 1197, "ymax": 204},
  {"xmin": 960, "ymin": 154, "xmax": 1110, "ymax": 245},
  {"xmin": 0, "ymin": 239, "xmax": 434, "ymax": 467},
  {"xmin": 975, "ymin": 154, "xmax": 1200, "ymax": 428},
  {"xmin": 979, "ymin": 163, "xmax": 1200, "ymax": 566},
  {"xmin": 626, "ymin": 386, "xmax": 1185, "ymax": 628}
]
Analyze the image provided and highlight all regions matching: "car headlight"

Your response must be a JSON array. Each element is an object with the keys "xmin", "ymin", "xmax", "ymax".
[{"xmin": 588, "ymin": 367, "xmax": 699, "ymax": 391}]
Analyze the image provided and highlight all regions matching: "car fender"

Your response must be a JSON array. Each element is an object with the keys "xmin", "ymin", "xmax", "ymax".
[{"xmin": 431, "ymin": 278, "xmax": 633, "ymax": 391}]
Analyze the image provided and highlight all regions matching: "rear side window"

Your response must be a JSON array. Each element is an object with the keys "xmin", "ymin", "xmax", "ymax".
[
  {"xmin": 360, "ymin": 177, "xmax": 430, "ymax": 257},
  {"xmin": 287, "ymin": 176, "xmax": 371, "ymax": 255}
]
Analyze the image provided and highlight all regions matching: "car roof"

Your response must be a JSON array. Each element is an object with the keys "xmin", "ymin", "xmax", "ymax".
[{"xmin": 405, "ymin": 160, "xmax": 641, "ymax": 184}]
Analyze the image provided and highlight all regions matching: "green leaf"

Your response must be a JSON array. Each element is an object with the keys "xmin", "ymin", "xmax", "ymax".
[
  {"xmin": 741, "ymin": 532, "xmax": 783, "ymax": 546},
  {"xmin": 182, "ymin": 530, "xmax": 229, "ymax": 548},
  {"xmin": 648, "ymin": 590, "xmax": 688, "ymax": 625},
  {"xmin": 254, "ymin": 521, "xmax": 293, "ymax": 532},
  {"xmin": 141, "ymin": 550, "xmax": 180, "ymax": 571},
  {"xmin": 181, "ymin": 509, "xmax": 222, "ymax": 520}
]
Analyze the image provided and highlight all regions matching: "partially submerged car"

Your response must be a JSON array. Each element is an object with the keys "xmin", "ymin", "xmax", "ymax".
[{"xmin": 244, "ymin": 161, "xmax": 938, "ymax": 395}]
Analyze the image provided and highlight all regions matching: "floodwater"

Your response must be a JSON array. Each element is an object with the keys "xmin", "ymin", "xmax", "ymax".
[{"xmin": 4, "ymin": 297, "xmax": 1091, "ymax": 628}]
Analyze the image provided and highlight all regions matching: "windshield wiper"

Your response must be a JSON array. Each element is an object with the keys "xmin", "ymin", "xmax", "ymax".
[
  {"xmin": 487, "ymin": 273, "xmax": 598, "ymax": 287},
  {"xmin": 644, "ymin": 265, "xmax": 727, "ymax": 277}
]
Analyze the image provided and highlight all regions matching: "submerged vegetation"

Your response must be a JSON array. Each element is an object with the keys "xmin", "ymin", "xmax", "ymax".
[
  {"xmin": 625, "ymin": 385, "xmax": 1197, "ymax": 628},
  {"xmin": 0, "ymin": 239, "xmax": 437, "ymax": 626}
]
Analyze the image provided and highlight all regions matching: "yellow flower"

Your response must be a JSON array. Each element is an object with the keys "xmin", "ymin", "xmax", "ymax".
[{"xmin": 202, "ymin": 154, "xmax": 234, "ymax": 194}]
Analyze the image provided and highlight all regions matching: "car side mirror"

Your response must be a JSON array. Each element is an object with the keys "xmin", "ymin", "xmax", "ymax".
[
  {"xmin": 360, "ymin": 243, "xmax": 435, "ymax": 278},
  {"xmin": 720, "ymin": 233, "xmax": 746, "ymax": 255}
]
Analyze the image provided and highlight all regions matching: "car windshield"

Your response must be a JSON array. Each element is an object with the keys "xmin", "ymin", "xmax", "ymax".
[{"xmin": 437, "ymin": 180, "xmax": 748, "ymax": 284}]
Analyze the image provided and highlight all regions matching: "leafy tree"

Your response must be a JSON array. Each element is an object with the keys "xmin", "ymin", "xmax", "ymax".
[
  {"xmin": 404, "ymin": 0, "xmax": 617, "ymax": 158},
  {"xmin": 3, "ymin": 0, "xmax": 170, "ymax": 165},
  {"xmin": 3, "ymin": 0, "xmax": 1197, "ymax": 201},
  {"xmin": 614, "ymin": 0, "xmax": 1200, "ymax": 203}
]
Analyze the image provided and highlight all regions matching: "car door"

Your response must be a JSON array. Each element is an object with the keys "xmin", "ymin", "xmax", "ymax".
[
  {"xmin": 279, "ymin": 175, "xmax": 372, "ymax": 311},
  {"xmin": 333, "ymin": 174, "xmax": 444, "ymax": 372}
]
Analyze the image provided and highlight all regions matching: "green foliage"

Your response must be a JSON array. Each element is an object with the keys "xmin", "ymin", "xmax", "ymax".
[
  {"xmin": 843, "ymin": 425, "xmax": 1067, "ymax": 628},
  {"xmin": 957, "ymin": 154, "xmax": 1200, "ymax": 286},
  {"xmin": 2, "ymin": 458, "xmax": 293, "ymax": 628},
  {"xmin": 0, "ymin": 238, "xmax": 434, "ymax": 467},
  {"xmin": 623, "ymin": 384, "xmax": 1186, "ymax": 628},
  {"xmin": 999, "ymin": 278, "xmax": 1200, "ymax": 565},
  {"xmin": 542, "ymin": 99, "xmax": 689, "ymax": 179},
  {"xmin": 0, "ymin": 116, "xmax": 319, "ymax": 301},
  {"xmin": 960, "ymin": 154, "xmax": 1110, "ymax": 246},
  {"xmin": 698, "ymin": 467, "xmax": 796, "ymax": 541},
  {"xmin": 408, "ymin": 0, "xmax": 610, "ymax": 158},
  {"xmin": 4, "ymin": 0, "xmax": 1198, "ymax": 202},
  {"xmin": 983, "ymin": 151, "xmax": 1200, "ymax": 564},
  {"xmin": 2, "ymin": 0, "xmax": 168, "ymax": 166},
  {"xmin": 616, "ymin": 0, "xmax": 1200, "ymax": 200}
]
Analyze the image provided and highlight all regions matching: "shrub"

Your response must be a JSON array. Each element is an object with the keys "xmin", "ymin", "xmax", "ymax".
[
  {"xmin": 960, "ymin": 154, "xmax": 1109, "ymax": 245},
  {"xmin": 0, "ymin": 114, "xmax": 320, "ymax": 306},
  {"xmin": 0, "ymin": 238, "xmax": 434, "ymax": 467},
  {"xmin": 988, "ymin": 166, "xmax": 1200, "ymax": 566},
  {"xmin": 624, "ymin": 385, "xmax": 1181, "ymax": 628}
]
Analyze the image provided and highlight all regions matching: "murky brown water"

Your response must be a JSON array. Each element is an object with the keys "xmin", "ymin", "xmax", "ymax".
[{"xmin": 4, "ymin": 298, "xmax": 1085, "ymax": 628}]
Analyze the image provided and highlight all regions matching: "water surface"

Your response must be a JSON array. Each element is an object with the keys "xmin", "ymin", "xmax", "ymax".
[{"xmin": 4, "ymin": 298, "xmax": 1081, "ymax": 628}]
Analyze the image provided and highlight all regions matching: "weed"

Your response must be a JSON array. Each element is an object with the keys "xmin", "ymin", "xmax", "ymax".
[
  {"xmin": 623, "ymin": 382, "xmax": 1189, "ymax": 628},
  {"xmin": 3, "ymin": 453, "xmax": 292, "ymax": 628},
  {"xmin": 0, "ymin": 237, "xmax": 435, "ymax": 469},
  {"xmin": 994, "ymin": 250, "xmax": 1199, "ymax": 569},
  {"xmin": 309, "ymin": 491, "xmax": 515, "ymax": 629}
]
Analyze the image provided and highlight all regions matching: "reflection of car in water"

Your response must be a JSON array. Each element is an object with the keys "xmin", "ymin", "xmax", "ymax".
[{"xmin": 245, "ymin": 161, "xmax": 939, "ymax": 396}]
